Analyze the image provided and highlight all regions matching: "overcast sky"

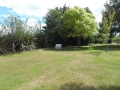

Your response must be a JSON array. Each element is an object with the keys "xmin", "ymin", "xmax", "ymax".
[{"xmin": 0, "ymin": 0, "xmax": 107, "ymax": 26}]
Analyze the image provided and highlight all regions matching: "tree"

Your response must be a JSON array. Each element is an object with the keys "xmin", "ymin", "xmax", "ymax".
[
  {"xmin": 101, "ymin": 10, "xmax": 115, "ymax": 51},
  {"xmin": 43, "ymin": 8, "xmax": 62, "ymax": 47},
  {"xmin": 42, "ymin": 4, "xmax": 69, "ymax": 47},
  {"xmin": 60, "ymin": 6, "xmax": 97, "ymax": 47},
  {"xmin": 104, "ymin": 0, "xmax": 120, "ymax": 41},
  {"xmin": 0, "ymin": 15, "xmax": 36, "ymax": 53}
]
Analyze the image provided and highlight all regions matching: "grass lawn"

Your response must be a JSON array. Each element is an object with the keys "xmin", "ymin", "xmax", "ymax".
[{"xmin": 0, "ymin": 44, "xmax": 120, "ymax": 90}]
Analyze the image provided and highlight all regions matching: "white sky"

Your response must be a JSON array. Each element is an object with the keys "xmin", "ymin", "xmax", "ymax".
[{"xmin": 0, "ymin": 0, "xmax": 107, "ymax": 25}]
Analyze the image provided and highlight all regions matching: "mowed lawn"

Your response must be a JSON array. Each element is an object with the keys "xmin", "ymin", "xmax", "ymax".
[{"xmin": 0, "ymin": 44, "xmax": 120, "ymax": 90}]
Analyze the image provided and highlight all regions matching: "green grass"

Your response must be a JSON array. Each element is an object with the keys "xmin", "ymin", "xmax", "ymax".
[{"xmin": 0, "ymin": 44, "xmax": 120, "ymax": 90}]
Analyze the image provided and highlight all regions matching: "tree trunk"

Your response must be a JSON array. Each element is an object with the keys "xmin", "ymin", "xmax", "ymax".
[
  {"xmin": 106, "ymin": 34, "xmax": 109, "ymax": 52},
  {"xmin": 12, "ymin": 42, "xmax": 16, "ymax": 53},
  {"xmin": 89, "ymin": 35, "xmax": 92, "ymax": 46},
  {"xmin": 78, "ymin": 34, "xmax": 81, "ymax": 48},
  {"xmin": 21, "ymin": 43, "xmax": 24, "ymax": 51}
]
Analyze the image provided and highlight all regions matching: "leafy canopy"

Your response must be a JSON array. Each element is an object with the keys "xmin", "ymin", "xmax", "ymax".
[{"xmin": 60, "ymin": 6, "xmax": 97, "ymax": 38}]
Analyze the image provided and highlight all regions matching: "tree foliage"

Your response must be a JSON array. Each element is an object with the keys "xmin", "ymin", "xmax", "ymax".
[
  {"xmin": 99, "ymin": 10, "xmax": 115, "ymax": 43},
  {"xmin": 104, "ymin": 0, "xmax": 120, "ymax": 38},
  {"xmin": 112, "ymin": 36, "xmax": 120, "ymax": 44},
  {"xmin": 84, "ymin": 7, "xmax": 93, "ymax": 14},
  {"xmin": 60, "ymin": 6, "xmax": 97, "ymax": 47},
  {"xmin": 99, "ymin": 10, "xmax": 115, "ymax": 51},
  {"xmin": 39, "ymin": 4, "xmax": 69, "ymax": 47},
  {"xmin": 0, "ymin": 15, "xmax": 36, "ymax": 54}
]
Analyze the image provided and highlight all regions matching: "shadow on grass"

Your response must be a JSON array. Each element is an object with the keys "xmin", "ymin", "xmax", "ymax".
[
  {"xmin": 92, "ymin": 44, "xmax": 120, "ymax": 51},
  {"xmin": 43, "ymin": 46, "xmax": 89, "ymax": 51},
  {"xmin": 59, "ymin": 82, "xmax": 120, "ymax": 90},
  {"xmin": 0, "ymin": 51, "xmax": 22, "ymax": 56},
  {"xmin": 87, "ymin": 52, "xmax": 102, "ymax": 56},
  {"xmin": 43, "ymin": 44, "xmax": 120, "ymax": 52}
]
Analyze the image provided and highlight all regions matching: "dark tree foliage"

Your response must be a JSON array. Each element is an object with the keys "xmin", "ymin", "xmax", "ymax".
[
  {"xmin": 84, "ymin": 7, "xmax": 93, "ymax": 14},
  {"xmin": 38, "ymin": 4, "xmax": 70, "ymax": 47}
]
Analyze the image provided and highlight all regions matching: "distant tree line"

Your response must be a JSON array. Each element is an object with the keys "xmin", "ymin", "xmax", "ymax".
[
  {"xmin": 36, "ymin": 5, "xmax": 97, "ymax": 48},
  {"xmin": 0, "ymin": 1, "xmax": 119, "ymax": 54}
]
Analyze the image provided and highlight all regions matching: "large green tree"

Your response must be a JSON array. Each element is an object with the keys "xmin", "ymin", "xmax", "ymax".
[{"xmin": 60, "ymin": 6, "xmax": 97, "ymax": 47}]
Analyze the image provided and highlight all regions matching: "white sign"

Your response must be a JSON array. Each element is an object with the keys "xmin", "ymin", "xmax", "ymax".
[{"xmin": 55, "ymin": 44, "xmax": 62, "ymax": 49}]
